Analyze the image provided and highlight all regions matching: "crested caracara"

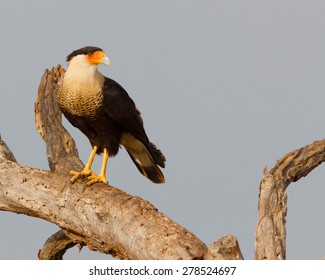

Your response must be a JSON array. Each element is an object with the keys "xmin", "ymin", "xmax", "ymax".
[{"xmin": 57, "ymin": 46, "xmax": 165, "ymax": 186}]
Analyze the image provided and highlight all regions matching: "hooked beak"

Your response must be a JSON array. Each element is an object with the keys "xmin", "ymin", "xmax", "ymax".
[{"xmin": 101, "ymin": 55, "xmax": 110, "ymax": 66}]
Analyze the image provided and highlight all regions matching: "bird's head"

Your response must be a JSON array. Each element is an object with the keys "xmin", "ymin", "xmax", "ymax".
[
  {"xmin": 66, "ymin": 46, "xmax": 110, "ymax": 67},
  {"xmin": 64, "ymin": 46, "xmax": 110, "ymax": 84}
]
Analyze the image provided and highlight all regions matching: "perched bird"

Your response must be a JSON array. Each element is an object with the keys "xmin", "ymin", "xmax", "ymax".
[{"xmin": 57, "ymin": 46, "xmax": 165, "ymax": 186}]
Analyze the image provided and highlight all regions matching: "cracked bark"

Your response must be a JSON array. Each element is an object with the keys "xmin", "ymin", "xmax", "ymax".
[
  {"xmin": 0, "ymin": 66, "xmax": 243, "ymax": 260},
  {"xmin": 255, "ymin": 139, "xmax": 325, "ymax": 259}
]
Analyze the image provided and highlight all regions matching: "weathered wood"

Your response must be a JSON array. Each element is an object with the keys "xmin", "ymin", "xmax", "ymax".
[
  {"xmin": 255, "ymin": 168, "xmax": 287, "ymax": 259},
  {"xmin": 34, "ymin": 66, "xmax": 83, "ymax": 174},
  {"xmin": 255, "ymin": 140, "xmax": 325, "ymax": 260},
  {"xmin": 0, "ymin": 136, "xmax": 16, "ymax": 162},
  {"xmin": 38, "ymin": 230, "xmax": 77, "ymax": 260},
  {"xmin": 0, "ymin": 156, "xmax": 207, "ymax": 259},
  {"xmin": 205, "ymin": 234, "xmax": 244, "ymax": 260},
  {"xmin": 0, "ymin": 66, "xmax": 209, "ymax": 259},
  {"xmin": 3, "ymin": 65, "xmax": 324, "ymax": 260}
]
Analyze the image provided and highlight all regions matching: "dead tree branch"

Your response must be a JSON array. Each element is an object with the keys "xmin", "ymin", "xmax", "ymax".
[
  {"xmin": 34, "ymin": 66, "xmax": 83, "ymax": 174},
  {"xmin": 0, "ymin": 127, "xmax": 207, "ymax": 260},
  {"xmin": 38, "ymin": 230, "xmax": 78, "ymax": 260},
  {"xmin": 255, "ymin": 139, "xmax": 325, "ymax": 259},
  {"xmin": 1, "ymin": 66, "xmax": 244, "ymax": 259},
  {"xmin": 1, "ymin": 65, "xmax": 324, "ymax": 260}
]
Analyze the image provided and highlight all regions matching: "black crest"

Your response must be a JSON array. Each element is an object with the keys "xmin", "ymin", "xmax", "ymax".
[{"xmin": 66, "ymin": 46, "xmax": 103, "ymax": 61}]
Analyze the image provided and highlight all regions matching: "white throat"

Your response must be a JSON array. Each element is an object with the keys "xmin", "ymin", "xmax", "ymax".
[{"xmin": 64, "ymin": 54, "xmax": 104, "ymax": 86}]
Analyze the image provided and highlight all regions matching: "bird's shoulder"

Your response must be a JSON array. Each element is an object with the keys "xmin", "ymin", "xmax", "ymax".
[
  {"xmin": 103, "ymin": 77, "xmax": 129, "ymax": 97},
  {"xmin": 102, "ymin": 76, "xmax": 136, "ymax": 110},
  {"xmin": 102, "ymin": 77, "xmax": 146, "ymax": 136}
]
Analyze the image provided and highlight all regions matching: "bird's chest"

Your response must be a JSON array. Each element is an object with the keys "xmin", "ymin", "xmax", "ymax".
[{"xmin": 58, "ymin": 84, "xmax": 104, "ymax": 119}]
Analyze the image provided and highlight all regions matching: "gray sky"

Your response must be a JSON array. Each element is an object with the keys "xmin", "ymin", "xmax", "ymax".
[{"xmin": 1, "ymin": 0, "xmax": 325, "ymax": 260}]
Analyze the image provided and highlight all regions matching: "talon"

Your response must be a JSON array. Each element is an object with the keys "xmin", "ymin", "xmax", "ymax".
[
  {"xmin": 70, "ymin": 169, "xmax": 96, "ymax": 183},
  {"xmin": 68, "ymin": 146, "xmax": 109, "ymax": 186},
  {"xmin": 86, "ymin": 174, "xmax": 108, "ymax": 186}
]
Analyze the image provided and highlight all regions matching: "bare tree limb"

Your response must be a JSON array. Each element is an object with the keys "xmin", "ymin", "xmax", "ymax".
[
  {"xmin": 1, "ymin": 66, "xmax": 212, "ymax": 259},
  {"xmin": 6, "ymin": 65, "xmax": 324, "ymax": 260},
  {"xmin": 0, "ymin": 148, "xmax": 209, "ymax": 259},
  {"xmin": 255, "ymin": 140, "xmax": 325, "ymax": 259},
  {"xmin": 38, "ymin": 230, "xmax": 78, "ymax": 260},
  {"xmin": 0, "ymin": 143, "xmax": 244, "ymax": 260},
  {"xmin": 34, "ymin": 66, "xmax": 83, "ymax": 174},
  {"xmin": 34, "ymin": 66, "xmax": 84, "ymax": 258}
]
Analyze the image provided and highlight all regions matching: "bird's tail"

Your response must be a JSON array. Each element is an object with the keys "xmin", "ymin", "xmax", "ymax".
[
  {"xmin": 126, "ymin": 143, "xmax": 165, "ymax": 183},
  {"xmin": 121, "ymin": 134, "xmax": 165, "ymax": 183}
]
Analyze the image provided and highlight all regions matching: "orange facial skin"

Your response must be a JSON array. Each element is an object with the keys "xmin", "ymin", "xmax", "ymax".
[{"xmin": 87, "ymin": 51, "xmax": 107, "ymax": 64}]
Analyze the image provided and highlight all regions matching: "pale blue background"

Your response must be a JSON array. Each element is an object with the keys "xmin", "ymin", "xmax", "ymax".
[{"xmin": 0, "ymin": 0, "xmax": 325, "ymax": 259}]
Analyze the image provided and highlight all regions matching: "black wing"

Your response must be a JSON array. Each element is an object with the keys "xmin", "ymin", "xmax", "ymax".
[
  {"xmin": 103, "ymin": 77, "xmax": 165, "ymax": 183},
  {"xmin": 102, "ymin": 77, "xmax": 149, "ymax": 144}
]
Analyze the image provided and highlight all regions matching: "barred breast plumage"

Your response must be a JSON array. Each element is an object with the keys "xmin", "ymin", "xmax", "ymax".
[{"xmin": 58, "ymin": 83, "xmax": 104, "ymax": 119}]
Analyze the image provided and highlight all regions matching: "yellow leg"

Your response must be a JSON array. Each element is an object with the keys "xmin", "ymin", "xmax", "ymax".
[
  {"xmin": 70, "ymin": 145, "xmax": 98, "ymax": 183},
  {"xmin": 87, "ymin": 148, "xmax": 109, "ymax": 186}
]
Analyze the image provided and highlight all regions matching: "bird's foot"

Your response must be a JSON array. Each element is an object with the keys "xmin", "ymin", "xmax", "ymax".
[
  {"xmin": 86, "ymin": 174, "xmax": 108, "ymax": 186},
  {"xmin": 70, "ymin": 169, "xmax": 97, "ymax": 184}
]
